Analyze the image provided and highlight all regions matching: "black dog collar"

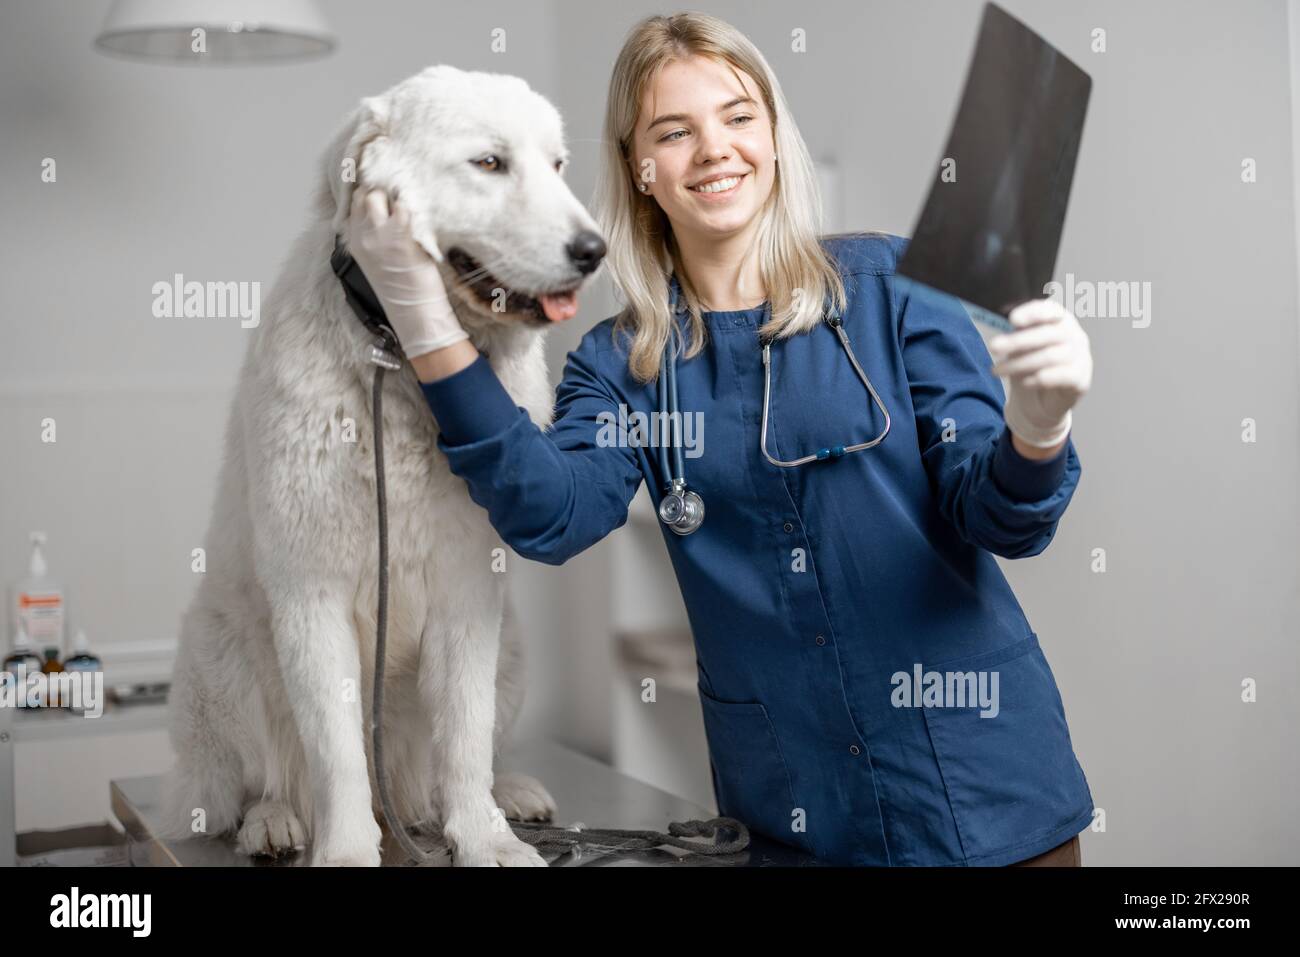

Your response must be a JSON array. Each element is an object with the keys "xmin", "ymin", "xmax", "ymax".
[{"xmin": 330, "ymin": 234, "xmax": 403, "ymax": 362}]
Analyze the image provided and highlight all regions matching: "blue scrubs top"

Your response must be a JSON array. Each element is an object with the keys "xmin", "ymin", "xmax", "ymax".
[{"xmin": 420, "ymin": 232, "xmax": 1094, "ymax": 866}]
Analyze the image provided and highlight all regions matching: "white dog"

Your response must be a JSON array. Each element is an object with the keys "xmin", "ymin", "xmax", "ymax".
[{"xmin": 160, "ymin": 65, "xmax": 604, "ymax": 866}]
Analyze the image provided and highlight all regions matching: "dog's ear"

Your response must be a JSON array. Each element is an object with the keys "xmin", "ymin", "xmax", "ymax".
[{"xmin": 325, "ymin": 96, "xmax": 391, "ymax": 238}]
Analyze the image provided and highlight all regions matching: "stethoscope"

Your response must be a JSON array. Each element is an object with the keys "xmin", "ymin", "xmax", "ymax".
[{"xmin": 657, "ymin": 275, "xmax": 892, "ymax": 536}]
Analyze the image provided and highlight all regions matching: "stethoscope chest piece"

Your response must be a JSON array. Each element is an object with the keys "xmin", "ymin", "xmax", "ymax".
[{"xmin": 658, "ymin": 478, "xmax": 705, "ymax": 536}]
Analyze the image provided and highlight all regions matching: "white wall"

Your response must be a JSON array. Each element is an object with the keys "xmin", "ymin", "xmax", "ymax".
[{"xmin": 1292, "ymin": 0, "xmax": 1300, "ymax": 406}]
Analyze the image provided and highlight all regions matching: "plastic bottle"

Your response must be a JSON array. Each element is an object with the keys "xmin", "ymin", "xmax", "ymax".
[
  {"xmin": 2, "ymin": 626, "xmax": 45, "ymax": 708},
  {"xmin": 13, "ymin": 532, "xmax": 64, "ymax": 656},
  {"xmin": 41, "ymin": 647, "xmax": 63, "ymax": 707},
  {"xmin": 63, "ymin": 629, "xmax": 101, "ymax": 674},
  {"xmin": 61, "ymin": 629, "xmax": 102, "ymax": 714}
]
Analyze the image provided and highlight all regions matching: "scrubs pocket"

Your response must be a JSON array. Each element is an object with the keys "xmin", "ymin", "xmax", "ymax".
[
  {"xmin": 696, "ymin": 686, "xmax": 803, "ymax": 852},
  {"xmin": 920, "ymin": 633, "xmax": 1091, "ymax": 863}
]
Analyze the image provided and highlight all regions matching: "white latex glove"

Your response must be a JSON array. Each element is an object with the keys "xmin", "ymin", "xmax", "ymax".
[
  {"xmin": 346, "ymin": 187, "xmax": 468, "ymax": 358},
  {"xmin": 988, "ymin": 298, "xmax": 1093, "ymax": 448}
]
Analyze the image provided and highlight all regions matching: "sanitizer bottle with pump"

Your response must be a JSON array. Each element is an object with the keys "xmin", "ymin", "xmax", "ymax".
[{"xmin": 12, "ymin": 532, "xmax": 65, "ymax": 656}]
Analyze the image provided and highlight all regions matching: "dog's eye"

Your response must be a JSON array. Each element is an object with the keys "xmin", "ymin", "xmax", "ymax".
[
  {"xmin": 554, "ymin": 159, "xmax": 564, "ymax": 173},
  {"xmin": 472, "ymin": 155, "xmax": 504, "ymax": 172}
]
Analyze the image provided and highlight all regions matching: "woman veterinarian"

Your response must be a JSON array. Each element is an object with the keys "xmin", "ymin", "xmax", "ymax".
[{"xmin": 350, "ymin": 12, "xmax": 1095, "ymax": 867}]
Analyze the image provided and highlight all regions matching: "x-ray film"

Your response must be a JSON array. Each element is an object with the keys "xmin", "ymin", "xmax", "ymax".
[{"xmin": 895, "ymin": 2, "xmax": 1092, "ymax": 334}]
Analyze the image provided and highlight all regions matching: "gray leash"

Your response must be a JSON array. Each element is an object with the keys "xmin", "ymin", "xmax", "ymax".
[
  {"xmin": 363, "ymin": 333, "xmax": 750, "ymax": 865},
  {"xmin": 507, "ymin": 817, "xmax": 751, "ymax": 857}
]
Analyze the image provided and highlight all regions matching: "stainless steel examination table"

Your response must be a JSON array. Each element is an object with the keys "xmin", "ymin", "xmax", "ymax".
[{"xmin": 110, "ymin": 737, "xmax": 819, "ymax": 866}]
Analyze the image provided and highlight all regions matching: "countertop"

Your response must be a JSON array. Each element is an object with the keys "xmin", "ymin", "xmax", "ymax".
[{"xmin": 110, "ymin": 735, "xmax": 821, "ymax": 866}]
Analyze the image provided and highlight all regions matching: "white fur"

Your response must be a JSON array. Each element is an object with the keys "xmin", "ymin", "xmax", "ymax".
[{"xmin": 161, "ymin": 66, "xmax": 596, "ymax": 866}]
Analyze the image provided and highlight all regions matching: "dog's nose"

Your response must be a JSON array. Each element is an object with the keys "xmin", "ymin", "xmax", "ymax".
[{"xmin": 567, "ymin": 230, "xmax": 607, "ymax": 275}]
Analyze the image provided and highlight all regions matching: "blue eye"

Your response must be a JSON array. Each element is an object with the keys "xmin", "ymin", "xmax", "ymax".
[
  {"xmin": 730, "ymin": 114, "xmax": 754, "ymax": 125},
  {"xmin": 660, "ymin": 130, "xmax": 687, "ymax": 143}
]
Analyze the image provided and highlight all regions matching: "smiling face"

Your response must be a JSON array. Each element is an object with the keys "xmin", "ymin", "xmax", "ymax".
[{"xmin": 629, "ymin": 55, "xmax": 777, "ymax": 248}]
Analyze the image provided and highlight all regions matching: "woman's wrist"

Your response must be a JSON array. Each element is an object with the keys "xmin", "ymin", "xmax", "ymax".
[
  {"xmin": 1010, "ymin": 430, "xmax": 1067, "ymax": 461},
  {"xmin": 409, "ymin": 338, "xmax": 479, "ymax": 383}
]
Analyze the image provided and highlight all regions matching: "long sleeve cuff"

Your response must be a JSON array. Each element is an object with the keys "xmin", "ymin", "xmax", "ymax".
[
  {"xmin": 419, "ymin": 353, "xmax": 523, "ymax": 446},
  {"xmin": 991, "ymin": 424, "xmax": 1070, "ymax": 502}
]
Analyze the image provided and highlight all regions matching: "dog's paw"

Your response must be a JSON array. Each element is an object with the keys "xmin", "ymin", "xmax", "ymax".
[
  {"xmin": 443, "ymin": 807, "xmax": 548, "ymax": 867},
  {"xmin": 490, "ymin": 835, "xmax": 549, "ymax": 868},
  {"xmin": 310, "ymin": 817, "xmax": 383, "ymax": 867},
  {"xmin": 237, "ymin": 802, "xmax": 306, "ymax": 859},
  {"xmin": 492, "ymin": 770, "xmax": 557, "ymax": 822},
  {"xmin": 312, "ymin": 843, "xmax": 383, "ymax": 867},
  {"xmin": 452, "ymin": 832, "xmax": 548, "ymax": 868}
]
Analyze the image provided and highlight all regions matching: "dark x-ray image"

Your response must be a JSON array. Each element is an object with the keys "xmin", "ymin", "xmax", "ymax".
[{"xmin": 897, "ymin": 2, "xmax": 1092, "ymax": 320}]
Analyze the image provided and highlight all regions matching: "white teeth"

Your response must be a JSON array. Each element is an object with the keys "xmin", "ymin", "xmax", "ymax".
[{"xmin": 692, "ymin": 175, "xmax": 741, "ymax": 193}]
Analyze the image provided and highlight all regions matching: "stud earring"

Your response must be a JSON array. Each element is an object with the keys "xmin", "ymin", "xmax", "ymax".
[{"xmin": 638, "ymin": 183, "xmax": 648, "ymax": 193}]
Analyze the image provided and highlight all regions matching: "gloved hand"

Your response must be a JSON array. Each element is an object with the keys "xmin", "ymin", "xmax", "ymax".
[
  {"xmin": 345, "ymin": 187, "xmax": 468, "ymax": 359},
  {"xmin": 988, "ymin": 298, "xmax": 1093, "ymax": 448}
]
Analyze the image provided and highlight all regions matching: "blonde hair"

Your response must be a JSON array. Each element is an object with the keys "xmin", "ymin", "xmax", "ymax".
[{"xmin": 594, "ymin": 11, "xmax": 847, "ymax": 383}]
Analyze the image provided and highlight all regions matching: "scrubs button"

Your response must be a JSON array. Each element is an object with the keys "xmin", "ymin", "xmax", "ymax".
[
  {"xmin": 783, "ymin": 522, "xmax": 794, "ymax": 533},
  {"xmin": 849, "ymin": 744, "xmax": 861, "ymax": 756},
  {"xmin": 815, "ymin": 634, "xmax": 826, "ymax": 646}
]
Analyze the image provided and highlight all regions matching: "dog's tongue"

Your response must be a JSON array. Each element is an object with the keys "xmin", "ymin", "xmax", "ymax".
[{"xmin": 539, "ymin": 290, "xmax": 579, "ymax": 322}]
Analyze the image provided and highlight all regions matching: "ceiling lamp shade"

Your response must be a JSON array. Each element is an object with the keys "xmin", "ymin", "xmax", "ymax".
[{"xmin": 94, "ymin": 0, "xmax": 335, "ymax": 64}]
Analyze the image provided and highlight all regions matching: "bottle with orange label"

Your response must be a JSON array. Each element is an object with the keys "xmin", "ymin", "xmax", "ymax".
[{"xmin": 12, "ymin": 532, "xmax": 64, "ymax": 660}]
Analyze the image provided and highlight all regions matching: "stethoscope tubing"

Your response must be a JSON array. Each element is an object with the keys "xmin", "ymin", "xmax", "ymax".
[
  {"xmin": 759, "ymin": 316, "xmax": 891, "ymax": 467},
  {"xmin": 657, "ymin": 329, "xmax": 686, "ymax": 484},
  {"xmin": 657, "ymin": 282, "xmax": 892, "ymax": 533}
]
